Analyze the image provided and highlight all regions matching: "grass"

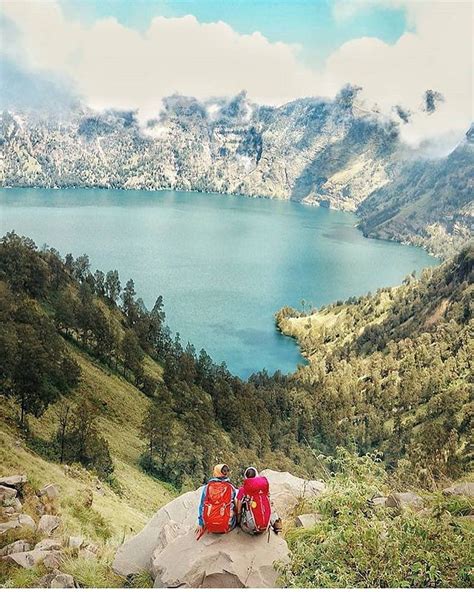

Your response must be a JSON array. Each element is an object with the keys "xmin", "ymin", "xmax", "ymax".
[
  {"xmin": 0, "ymin": 342, "xmax": 175, "ymax": 587},
  {"xmin": 280, "ymin": 451, "xmax": 474, "ymax": 588},
  {"xmin": 60, "ymin": 556, "xmax": 124, "ymax": 588}
]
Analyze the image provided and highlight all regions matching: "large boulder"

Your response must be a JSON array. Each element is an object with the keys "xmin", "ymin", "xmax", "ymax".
[
  {"xmin": 260, "ymin": 470, "xmax": 325, "ymax": 518},
  {"xmin": 443, "ymin": 482, "xmax": 474, "ymax": 498},
  {"xmin": 113, "ymin": 470, "xmax": 324, "ymax": 588},
  {"xmin": 153, "ymin": 527, "xmax": 287, "ymax": 588}
]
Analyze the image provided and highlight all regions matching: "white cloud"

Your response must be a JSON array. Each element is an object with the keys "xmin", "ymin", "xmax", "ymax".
[
  {"xmin": 329, "ymin": 0, "xmax": 473, "ymax": 148},
  {"xmin": 1, "ymin": 1, "xmax": 320, "ymax": 115},
  {"xmin": 1, "ymin": 0, "xmax": 472, "ymax": 148}
]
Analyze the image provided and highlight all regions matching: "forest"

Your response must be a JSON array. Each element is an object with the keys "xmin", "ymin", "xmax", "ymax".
[{"xmin": 0, "ymin": 231, "xmax": 472, "ymax": 491}]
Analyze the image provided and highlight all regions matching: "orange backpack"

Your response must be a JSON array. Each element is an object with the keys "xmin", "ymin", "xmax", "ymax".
[{"xmin": 202, "ymin": 480, "xmax": 234, "ymax": 533}]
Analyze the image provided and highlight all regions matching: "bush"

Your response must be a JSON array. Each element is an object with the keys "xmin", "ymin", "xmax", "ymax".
[{"xmin": 281, "ymin": 451, "xmax": 473, "ymax": 588}]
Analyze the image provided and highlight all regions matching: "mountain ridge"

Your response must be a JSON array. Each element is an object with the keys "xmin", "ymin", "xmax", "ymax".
[{"xmin": 2, "ymin": 89, "xmax": 472, "ymax": 258}]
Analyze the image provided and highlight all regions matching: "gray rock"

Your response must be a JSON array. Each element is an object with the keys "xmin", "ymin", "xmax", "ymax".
[
  {"xmin": 3, "ymin": 549, "xmax": 49, "ymax": 568},
  {"xmin": 0, "ymin": 513, "xmax": 35, "ymax": 534},
  {"xmin": 43, "ymin": 552, "xmax": 63, "ymax": 570},
  {"xmin": 386, "ymin": 492, "xmax": 424, "ymax": 511},
  {"xmin": 78, "ymin": 548, "xmax": 96, "ymax": 560},
  {"xmin": 38, "ymin": 514, "xmax": 60, "ymax": 535},
  {"xmin": 0, "ymin": 540, "xmax": 31, "ymax": 557},
  {"xmin": 367, "ymin": 495, "xmax": 388, "ymax": 507},
  {"xmin": 443, "ymin": 482, "xmax": 474, "ymax": 498},
  {"xmin": 0, "ymin": 475, "xmax": 27, "ymax": 488},
  {"xmin": 0, "ymin": 484, "xmax": 17, "ymax": 502},
  {"xmin": 35, "ymin": 538, "xmax": 62, "ymax": 551},
  {"xmin": 68, "ymin": 535, "xmax": 84, "ymax": 549},
  {"xmin": 152, "ymin": 527, "xmax": 288, "ymax": 588},
  {"xmin": 39, "ymin": 484, "xmax": 59, "ymax": 500},
  {"xmin": 50, "ymin": 572, "xmax": 75, "ymax": 588},
  {"xmin": 294, "ymin": 513, "xmax": 323, "ymax": 528}
]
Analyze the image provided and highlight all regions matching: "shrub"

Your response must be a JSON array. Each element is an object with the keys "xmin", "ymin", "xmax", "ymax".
[{"xmin": 281, "ymin": 451, "xmax": 473, "ymax": 588}]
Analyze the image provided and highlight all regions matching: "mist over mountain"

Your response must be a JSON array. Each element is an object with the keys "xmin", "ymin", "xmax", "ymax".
[{"xmin": 1, "ymin": 88, "xmax": 472, "ymax": 258}]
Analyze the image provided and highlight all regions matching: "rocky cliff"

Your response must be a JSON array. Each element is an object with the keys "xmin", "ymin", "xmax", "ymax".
[{"xmin": 2, "ymin": 89, "xmax": 472, "ymax": 257}]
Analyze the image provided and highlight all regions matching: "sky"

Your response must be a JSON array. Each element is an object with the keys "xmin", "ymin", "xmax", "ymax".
[{"xmin": 1, "ymin": 0, "xmax": 472, "ymax": 148}]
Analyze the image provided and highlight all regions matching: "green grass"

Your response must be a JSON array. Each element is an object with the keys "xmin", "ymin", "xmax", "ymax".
[
  {"xmin": 60, "ymin": 556, "xmax": 124, "ymax": 588},
  {"xmin": 281, "ymin": 451, "xmax": 474, "ymax": 588},
  {"xmin": 0, "ymin": 341, "xmax": 175, "ymax": 587}
]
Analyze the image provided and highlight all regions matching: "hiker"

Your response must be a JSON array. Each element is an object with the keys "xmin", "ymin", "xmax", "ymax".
[
  {"xmin": 236, "ymin": 467, "xmax": 282, "ymax": 535},
  {"xmin": 195, "ymin": 463, "xmax": 237, "ymax": 539}
]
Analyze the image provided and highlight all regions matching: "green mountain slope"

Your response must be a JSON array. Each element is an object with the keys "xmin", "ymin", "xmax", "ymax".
[{"xmin": 277, "ymin": 244, "xmax": 473, "ymax": 481}]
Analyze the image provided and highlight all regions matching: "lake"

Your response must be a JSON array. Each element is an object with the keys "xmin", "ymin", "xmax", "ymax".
[{"xmin": 0, "ymin": 187, "xmax": 437, "ymax": 377}]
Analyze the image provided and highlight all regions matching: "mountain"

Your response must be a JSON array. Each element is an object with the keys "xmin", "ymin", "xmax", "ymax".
[
  {"xmin": 1, "ymin": 89, "xmax": 472, "ymax": 258},
  {"xmin": 358, "ymin": 127, "xmax": 474, "ymax": 258}
]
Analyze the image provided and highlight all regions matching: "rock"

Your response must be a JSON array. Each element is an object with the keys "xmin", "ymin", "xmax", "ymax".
[
  {"xmin": 78, "ymin": 548, "xmax": 96, "ymax": 560},
  {"xmin": 114, "ymin": 469, "xmax": 325, "ymax": 586},
  {"xmin": 443, "ymin": 482, "xmax": 474, "ymax": 498},
  {"xmin": 260, "ymin": 470, "xmax": 325, "ymax": 518},
  {"xmin": 1, "ymin": 506, "xmax": 17, "ymax": 517},
  {"xmin": 153, "ymin": 528, "xmax": 288, "ymax": 588},
  {"xmin": 386, "ymin": 492, "xmax": 424, "ymax": 511},
  {"xmin": 50, "ymin": 572, "xmax": 75, "ymax": 588},
  {"xmin": 0, "ymin": 513, "xmax": 35, "ymax": 534},
  {"xmin": 68, "ymin": 535, "xmax": 84, "ymax": 549},
  {"xmin": 0, "ymin": 484, "xmax": 17, "ymax": 502},
  {"xmin": 368, "ymin": 496, "xmax": 388, "ymax": 507},
  {"xmin": 39, "ymin": 484, "xmax": 59, "ymax": 500},
  {"xmin": 3, "ymin": 549, "xmax": 49, "ymax": 568},
  {"xmin": 38, "ymin": 514, "xmax": 60, "ymax": 535},
  {"xmin": 0, "ymin": 475, "xmax": 27, "ymax": 488},
  {"xmin": 35, "ymin": 539, "xmax": 62, "ymax": 551},
  {"xmin": 295, "ymin": 513, "xmax": 323, "ymax": 528},
  {"xmin": 113, "ymin": 488, "xmax": 201, "ymax": 577},
  {"xmin": 0, "ymin": 540, "xmax": 31, "ymax": 557},
  {"xmin": 43, "ymin": 552, "xmax": 63, "ymax": 570}
]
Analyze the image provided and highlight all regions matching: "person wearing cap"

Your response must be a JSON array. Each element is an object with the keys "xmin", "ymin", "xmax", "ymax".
[{"xmin": 196, "ymin": 463, "xmax": 237, "ymax": 538}]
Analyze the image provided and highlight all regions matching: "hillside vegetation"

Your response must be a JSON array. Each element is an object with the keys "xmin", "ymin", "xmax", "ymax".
[
  {"xmin": 277, "ymin": 244, "xmax": 473, "ymax": 485},
  {"xmin": 1, "ymin": 233, "xmax": 473, "ymax": 587}
]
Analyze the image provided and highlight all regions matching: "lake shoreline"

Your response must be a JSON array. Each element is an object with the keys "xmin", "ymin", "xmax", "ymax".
[
  {"xmin": 0, "ymin": 186, "xmax": 437, "ymax": 378},
  {"xmin": 0, "ymin": 182, "xmax": 441, "ymax": 259}
]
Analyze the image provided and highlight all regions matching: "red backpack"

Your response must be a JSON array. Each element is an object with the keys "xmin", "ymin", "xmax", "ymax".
[
  {"xmin": 241, "ymin": 493, "xmax": 271, "ymax": 534},
  {"xmin": 202, "ymin": 480, "xmax": 234, "ymax": 533}
]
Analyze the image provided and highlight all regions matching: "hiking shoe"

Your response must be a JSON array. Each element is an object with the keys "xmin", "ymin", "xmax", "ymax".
[{"xmin": 272, "ymin": 518, "xmax": 283, "ymax": 534}]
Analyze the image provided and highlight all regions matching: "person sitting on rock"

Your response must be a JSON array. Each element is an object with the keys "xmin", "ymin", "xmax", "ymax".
[
  {"xmin": 236, "ymin": 467, "xmax": 282, "ymax": 535},
  {"xmin": 196, "ymin": 463, "xmax": 237, "ymax": 539}
]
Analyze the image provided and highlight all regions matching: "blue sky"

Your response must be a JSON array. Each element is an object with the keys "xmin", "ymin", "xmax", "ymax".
[{"xmin": 59, "ymin": 0, "xmax": 408, "ymax": 66}]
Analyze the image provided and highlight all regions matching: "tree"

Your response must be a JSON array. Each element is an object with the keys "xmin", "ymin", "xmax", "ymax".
[
  {"xmin": 122, "ymin": 278, "xmax": 137, "ymax": 322},
  {"xmin": 121, "ymin": 329, "xmax": 144, "ymax": 383},
  {"xmin": 56, "ymin": 402, "xmax": 71, "ymax": 464},
  {"xmin": 105, "ymin": 270, "xmax": 121, "ymax": 304},
  {"xmin": 140, "ymin": 398, "xmax": 176, "ymax": 470}
]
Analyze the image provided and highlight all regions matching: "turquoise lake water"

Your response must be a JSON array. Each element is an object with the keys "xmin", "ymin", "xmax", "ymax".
[{"xmin": 0, "ymin": 187, "xmax": 437, "ymax": 377}]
